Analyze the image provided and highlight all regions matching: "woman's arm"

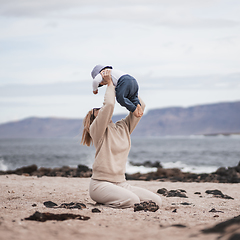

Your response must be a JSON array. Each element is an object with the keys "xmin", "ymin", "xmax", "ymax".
[
  {"xmin": 90, "ymin": 70, "xmax": 115, "ymax": 145},
  {"xmin": 123, "ymin": 97, "xmax": 146, "ymax": 134}
]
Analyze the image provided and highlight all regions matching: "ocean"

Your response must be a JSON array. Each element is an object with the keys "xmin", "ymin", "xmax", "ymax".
[{"xmin": 0, "ymin": 136, "xmax": 239, "ymax": 174}]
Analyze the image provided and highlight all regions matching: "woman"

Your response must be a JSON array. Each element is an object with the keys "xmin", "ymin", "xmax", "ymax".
[{"xmin": 81, "ymin": 69, "xmax": 162, "ymax": 208}]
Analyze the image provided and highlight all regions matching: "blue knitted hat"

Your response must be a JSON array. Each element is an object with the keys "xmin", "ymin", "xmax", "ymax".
[{"xmin": 91, "ymin": 65, "xmax": 113, "ymax": 79}]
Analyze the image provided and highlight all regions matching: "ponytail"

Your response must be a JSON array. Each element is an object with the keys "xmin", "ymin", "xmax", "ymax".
[{"xmin": 81, "ymin": 110, "xmax": 93, "ymax": 146}]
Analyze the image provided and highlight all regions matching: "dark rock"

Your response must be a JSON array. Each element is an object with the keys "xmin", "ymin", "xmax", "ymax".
[
  {"xmin": 209, "ymin": 208, "xmax": 224, "ymax": 213},
  {"xmin": 171, "ymin": 224, "xmax": 186, "ymax": 228},
  {"xmin": 24, "ymin": 211, "xmax": 90, "ymax": 222},
  {"xmin": 129, "ymin": 161, "xmax": 163, "ymax": 168},
  {"xmin": 215, "ymin": 167, "xmax": 228, "ymax": 176},
  {"xmin": 58, "ymin": 202, "xmax": 86, "ymax": 209},
  {"xmin": 228, "ymin": 233, "xmax": 240, "ymax": 240},
  {"xmin": 205, "ymin": 190, "xmax": 234, "ymax": 200},
  {"xmin": 180, "ymin": 202, "xmax": 192, "ymax": 205},
  {"xmin": 92, "ymin": 208, "xmax": 101, "ymax": 213},
  {"xmin": 194, "ymin": 192, "xmax": 201, "ymax": 195},
  {"xmin": 157, "ymin": 188, "xmax": 188, "ymax": 198},
  {"xmin": 43, "ymin": 201, "xmax": 58, "ymax": 208},
  {"xmin": 202, "ymin": 215, "xmax": 240, "ymax": 234},
  {"xmin": 172, "ymin": 209, "xmax": 177, "ymax": 213},
  {"xmin": 32, "ymin": 204, "xmax": 37, "ymax": 207},
  {"xmin": 0, "ymin": 164, "xmax": 92, "ymax": 178},
  {"xmin": 43, "ymin": 201, "xmax": 86, "ymax": 209},
  {"xmin": 0, "ymin": 165, "xmax": 38, "ymax": 175},
  {"xmin": 1, "ymin": 161, "xmax": 239, "ymax": 184},
  {"xmin": 168, "ymin": 190, "xmax": 188, "ymax": 198},
  {"xmin": 178, "ymin": 189, "xmax": 186, "ymax": 193},
  {"xmin": 77, "ymin": 164, "xmax": 91, "ymax": 172},
  {"xmin": 126, "ymin": 161, "xmax": 240, "ymax": 183},
  {"xmin": 157, "ymin": 188, "xmax": 168, "ymax": 195},
  {"xmin": 134, "ymin": 201, "xmax": 159, "ymax": 212}
]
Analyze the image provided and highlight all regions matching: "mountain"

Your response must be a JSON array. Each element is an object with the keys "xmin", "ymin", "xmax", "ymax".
[
  {"xmin": 0, "ymin": 101, "xmax": 240, "ymax": 138},
  {"xmin": 134, "ymin": 101, "xmax": 240, "ymax": 136}
]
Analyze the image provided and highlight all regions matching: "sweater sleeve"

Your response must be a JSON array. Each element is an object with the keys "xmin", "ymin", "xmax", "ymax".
[
  {"xmin": 92, "ymin": 74, "xmax": 103, "ymax": 91},
  {"xmin": 123, "ymin": 96, "xmax": 146, "ymax": 134},
  {"xmin": 90, "ymin": 85, "xmax": 115, "ymax": 145}
]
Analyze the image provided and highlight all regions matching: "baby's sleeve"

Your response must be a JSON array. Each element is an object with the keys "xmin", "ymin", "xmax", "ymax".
[{"xmin": 92, "ymin": 74, "xmax": 103, "ymax": 91}]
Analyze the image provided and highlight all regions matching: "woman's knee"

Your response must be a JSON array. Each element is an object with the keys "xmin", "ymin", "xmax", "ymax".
[
  {"xmin": 129, "ymin": 186, "xmax": 162, "ymax": 207},
  {"xmin": 89, "ymin": 180, "xmax": 140, "ymax": 208},
  {"xmin": 117, "ymin": 193, "xmax": 140, "ymax": 208}
]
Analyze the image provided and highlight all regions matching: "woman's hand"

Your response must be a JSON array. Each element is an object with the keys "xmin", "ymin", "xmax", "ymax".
[{"xmin": 100, "ymin": 69, "xmax": 113, "ymax": 86}]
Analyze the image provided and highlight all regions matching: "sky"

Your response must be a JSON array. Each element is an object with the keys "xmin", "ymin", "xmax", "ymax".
[{"xmin": 0, "ymin": 0, "xmax": 240, "ymax": 124}]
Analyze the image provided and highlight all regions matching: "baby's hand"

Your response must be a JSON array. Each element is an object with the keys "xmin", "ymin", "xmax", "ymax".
[
  {"xmin": 133, "ymin": 104, "xmax": 143, "ymax": 118},
  {"xmin": 93, "ymin": 90, "xmax": 98, "ymax": 94}
]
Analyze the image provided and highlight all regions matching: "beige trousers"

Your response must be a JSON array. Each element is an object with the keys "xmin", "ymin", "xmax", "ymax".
[{"xmin": 89, "ymin": 179, "xmax": 162, "ymax": 208}]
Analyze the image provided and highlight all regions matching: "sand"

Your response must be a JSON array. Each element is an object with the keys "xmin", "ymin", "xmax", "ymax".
[{"xmin": 0, "ymin": 175, "xmax": 239, "ymax": 240}]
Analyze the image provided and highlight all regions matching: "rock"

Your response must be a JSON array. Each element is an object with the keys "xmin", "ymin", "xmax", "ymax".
[
  {"xmin": 171, "ymin": 224, "xmax": 186, "ymax": 228},
  {"xmin": 202, "ymin": 215, "xmax": 240, "ymax": 234},
  {"xmin": 129, "ymin": 161, "xmax": 163, "ymax": 168},
  {"xmin": 134, "ymin": 201, "xmax": 159, "ymax": 212},
  {"xmin": 0, "ymin": 164, "xmax": 92, "ymax": 178},
  {"xmin": 43, "ymin": 201, "xmax": 86, "ymax": 209},
  {"xmin": 157, "ymin": 188, "xmax": 188, "ymax": 198},
  {"xmin": 180, "ymin": 202, "xmax": 192, "ymax": 205},
  {"xmin": 172, "ymin": 209, "xmax": 177, "ymax": 213},
  {"xmin": 157, "ymin": 188, "xmax": 168, "ymax": 195},
  {"xmin": 194, "ymin": 192, "xmax": 201, "ymax": 195},
  {"xmin": 77, "ymin": 164, "xmax": 91, "ymax": 172},
  {"xmin": 126, "ymin": 161, "xmax": 240, "ymax": 183},
  {"xmin": 209, "ymin": 208, "xmax": 224, "ymax": 213},
  {"xmin": 43, "ymin": 201, "xmax": 58, "ymax": 208},
  {"xmin": 58, "ymin": 202, "xmax": 86, "ymax": 209},
  {"xmin": 92, "ymin": 208, "xmax": 101, "ymax": 213},
  {"xmin": 24, "ymin": 211, "xmax": 90, "ymax": 222},
  {"xmin": 228, "ymin": 233, "xmax": 240, "ymax": 240},
  {"xmin": 0, "ymin": 165, "xmax": 38, "ymax": 176},
  {"xmin": 205, "ymin": 190, "xmax": 234, "ymax": 200},
  {"xmin": 1, "ymin": 161, "xmax": 239, "ymax": 183}
]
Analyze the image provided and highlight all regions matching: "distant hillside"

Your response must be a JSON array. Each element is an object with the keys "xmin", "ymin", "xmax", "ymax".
[
  {"xmin": 0, "ymin": 101, "xmax": 240, "ymax": 138},
  {"xmin": 133, "ymin": 101, "xmax": 240, "ymax": 136}
]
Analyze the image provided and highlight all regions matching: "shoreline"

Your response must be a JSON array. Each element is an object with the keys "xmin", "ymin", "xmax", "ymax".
[
  {"xmin": 1, "ymin": 161, "xmax": 239, "ymax": 183},
  {"xmin": 0, "ymin": 175, "xmax": 239, "ymax": 240}
]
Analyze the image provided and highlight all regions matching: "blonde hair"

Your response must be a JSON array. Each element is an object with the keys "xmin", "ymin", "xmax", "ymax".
[{"xmin": 81, "ymin": 110, "xmax": 94, "ymax": 146}]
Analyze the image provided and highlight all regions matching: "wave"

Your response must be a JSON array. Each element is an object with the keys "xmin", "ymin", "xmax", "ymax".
[
  {"xmin": 161, "ymin": 161, "xmax": 219, "ymax": 174},
  {"xmin": 126, "ymin": 160, "xmax": 219, "ymax": 174},
  {"xmin": 0, "ymin": 158, "xmax": 8, "ymax": 171},
  {"xmin": 125, "ymin": 161, "xmax": 158, "ymax": 174}
]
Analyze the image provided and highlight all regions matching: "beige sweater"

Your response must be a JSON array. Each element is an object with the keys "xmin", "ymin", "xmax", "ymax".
[{"xmin": 90, "ymin": 85, "xmax": 145, "ymax": 182}]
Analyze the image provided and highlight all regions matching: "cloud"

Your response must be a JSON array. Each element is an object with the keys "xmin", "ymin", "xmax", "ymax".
[
  {"xmin": 0, "ymin": 72, "xmax": 239, "ymax": 98},
  {"xmin": 0, "ymin": 0, "xmax": 239, "ymax": 124},
  {"xmin": 0, "ymin": 0, "xmax": 239, "ymax": 29},
  {"xmin": 0, "ymin": 81, "xmax": 90, "ymax": 97}
]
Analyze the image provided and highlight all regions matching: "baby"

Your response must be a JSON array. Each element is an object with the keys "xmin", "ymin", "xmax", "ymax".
[{"xmin": 91, "ymin": 65, "xmax": 143, "ymax": 118}]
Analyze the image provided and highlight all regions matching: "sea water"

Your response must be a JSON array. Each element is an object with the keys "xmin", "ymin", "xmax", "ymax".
[{"xmin": 0, "ymin": 136, "xmax": 239, "ymax": 174}]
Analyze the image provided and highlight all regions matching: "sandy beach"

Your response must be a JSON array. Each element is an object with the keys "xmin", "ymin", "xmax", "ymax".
[{"xmin": 0, "ymin": 175, "xmax": 239, "ymax": 240}]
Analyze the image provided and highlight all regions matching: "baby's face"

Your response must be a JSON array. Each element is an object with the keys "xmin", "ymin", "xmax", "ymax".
[{"xmin": 100, "ymin": 72, "xmax": 108, "ymax": 85}]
